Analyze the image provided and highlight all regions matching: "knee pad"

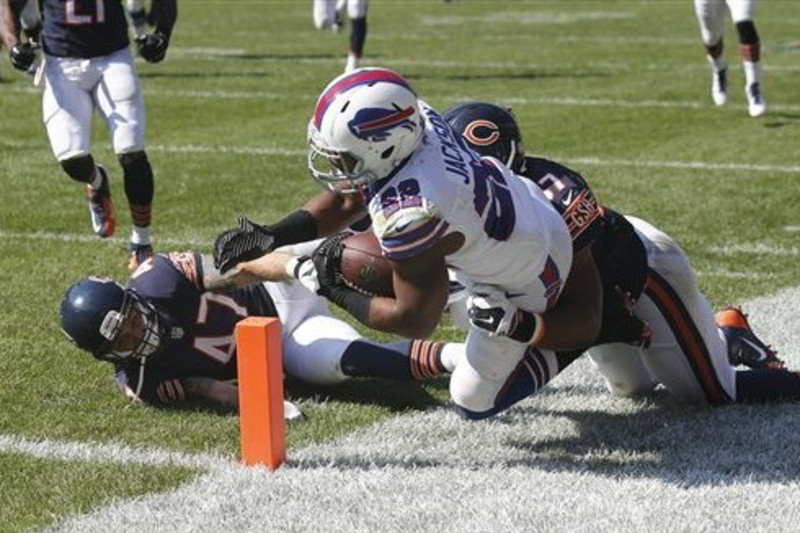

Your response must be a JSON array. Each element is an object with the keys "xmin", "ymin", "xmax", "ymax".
[
  {"xmin": 735, "ymin": 20, "xmax": 759, "ymax": 45},
  {"xmin": 60, "ymin": 155, "xmax": 96, "ymax": 183}
]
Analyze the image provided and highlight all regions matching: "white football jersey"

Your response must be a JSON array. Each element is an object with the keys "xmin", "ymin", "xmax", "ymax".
[{"xmin": 366, "ymin": 101, "xmax": 573, "ymax": 314}]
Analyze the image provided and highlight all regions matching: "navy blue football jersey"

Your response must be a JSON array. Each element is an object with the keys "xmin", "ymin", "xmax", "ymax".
[
  {"xmin": 520, "ymin": 157, "xmax": 647, "ymax": 300},
  {"xmin": 115, "ymin": 252, "xmax": 278, "ymax": 405},
  {"xmin": 41, "ymin": 0, "xmax": 130, "ymax": 58}
]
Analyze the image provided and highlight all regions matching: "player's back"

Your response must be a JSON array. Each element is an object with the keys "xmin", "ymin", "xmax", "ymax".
[
  {"xmin": 41, "ymin": 0, "xmax": 129, "ymax": 58},
  {"xmin": 367, "ymin": 103, "xmax": 573, "ymax": 313}
]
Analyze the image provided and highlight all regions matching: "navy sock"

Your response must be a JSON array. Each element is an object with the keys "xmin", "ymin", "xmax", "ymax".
[
  {"xmin": 340, "ymin": 339, "xmax": 445, "ymax": 381},
  {"xmin": 736, "ymin": 369, "xmax": 800, "ymax": 403}
]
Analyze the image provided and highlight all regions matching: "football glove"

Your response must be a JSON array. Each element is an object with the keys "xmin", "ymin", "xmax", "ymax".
[
  {"xmin": 467, "ymin": 285, "xmax": 544, "ymax": 345},
  {"xmin": 213, "ymin": 216, "xmax": 276, "ymax": 273},
  {"xmin": 594, "ymin": 286, "xmax": 652, "ymax": 348},
  {"xmin": 135, "ymin": 31, "xmax": 169, "ymax": 63},
  {"xmin": 311, "ymin": 232, "xmax": 371, "ymax": 323},
  {"xmin": 9, "ymin": 42, "xmax": 36, "ymax": 72}
]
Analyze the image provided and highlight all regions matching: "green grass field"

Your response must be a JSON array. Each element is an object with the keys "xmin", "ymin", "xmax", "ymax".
[{"xmin": 1, "ymin": 1, "xmax": 799, "ymax": 531}]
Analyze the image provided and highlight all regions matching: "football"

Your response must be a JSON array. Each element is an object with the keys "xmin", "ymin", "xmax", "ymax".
[{"xmin": 339, "ymin": 232, "xmax": 395, "ymax": 297}]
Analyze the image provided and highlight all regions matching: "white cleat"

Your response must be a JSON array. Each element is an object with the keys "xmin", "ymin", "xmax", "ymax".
[
  {"xmin": 711, "ymin": 68, "xmax": 728, "ymax": 106},
  {"xmin": 746, "ymin": 82, "xmax": 766, "ymax": 117}
]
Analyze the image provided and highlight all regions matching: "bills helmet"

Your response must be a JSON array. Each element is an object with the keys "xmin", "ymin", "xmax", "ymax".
[
  {"xmin": 443, "ymin": 102, "xmax": 526, "ymax": 174},
  {"xmin": 308, "ymin": 67, "xmax": 424, "ymax": 194},
  {"xmin": 60, "ymin": 278, "xmax": 167, "ymax": 363}
]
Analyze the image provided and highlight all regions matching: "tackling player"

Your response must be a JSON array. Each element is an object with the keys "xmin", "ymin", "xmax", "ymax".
[
  {"xmin": 443, "ymin": 101, "xmax": 800, "ymax": 407},
  {"xmin": 0, "ymin": 0, "xmax": 177, "ymax": 270},
  {"xmin": 60, "ymin": 244, "xmax": 459, "ymax": 408}
]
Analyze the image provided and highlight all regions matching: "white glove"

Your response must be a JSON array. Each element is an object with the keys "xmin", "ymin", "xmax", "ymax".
[{"xmin": 466, "ymin": 285, "xmax": 518, "ymax": 337}]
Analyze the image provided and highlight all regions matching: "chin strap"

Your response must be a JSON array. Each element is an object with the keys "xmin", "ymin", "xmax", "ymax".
[{"xmin": 125, "ymin": 357, "xmax": 147, "ymax": 408}]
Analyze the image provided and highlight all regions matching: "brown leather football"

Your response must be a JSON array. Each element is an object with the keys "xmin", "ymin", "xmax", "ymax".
[{"xmin": 339, "ymin": 232, "xmax": 395, "ymax": 297}]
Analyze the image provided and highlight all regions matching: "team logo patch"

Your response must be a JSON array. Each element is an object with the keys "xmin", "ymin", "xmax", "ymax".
[
  {"xmin": 348, "ymin": 105, "xmax": 416, "ymax": 141},
  {"xmin": 463, "ymin": 119, "xmax": 500, "ymax": 146}
]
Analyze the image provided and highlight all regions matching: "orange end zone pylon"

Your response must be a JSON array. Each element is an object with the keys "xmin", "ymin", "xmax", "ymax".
[{"xmin": 235, "ymin": 317, "xmax": 286, "ymax": 469}]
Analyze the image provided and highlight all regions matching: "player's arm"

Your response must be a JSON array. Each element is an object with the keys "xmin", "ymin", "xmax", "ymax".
[
  {"xmin": 200, "ymin": 251, "xmax": 295, "ymax": 292},
  {"xmin": 536, "ymin": 246, "xmax": 603, "ymax": 350},
  {"xmin": 182, "ymin": 377, "xmax": 239, "ymax": 408},
  {"xmin": 213, "ymin": 191, "xmax": 367, "ymax": 273},
  {"xmin": 0, "ymin": 0, "xmax": 21, "ymax": 50}
]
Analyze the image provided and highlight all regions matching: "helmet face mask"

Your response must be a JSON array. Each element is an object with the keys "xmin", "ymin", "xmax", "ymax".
[{"xmin": 308, "ymin": 68, "xmax": 424, "ymax": 194}]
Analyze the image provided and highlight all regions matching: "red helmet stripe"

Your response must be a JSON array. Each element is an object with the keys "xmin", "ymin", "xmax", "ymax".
[
  {"xmin": 313, "ymin": 69, "xmax": 414, "ymax": 129},
  {"xmin": 352, "ymin": 106, "xmax": 415, "ymax": 133}
]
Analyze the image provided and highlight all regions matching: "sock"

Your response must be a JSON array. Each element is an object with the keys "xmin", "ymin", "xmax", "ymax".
[
  {"xmin": 131, "ymin": 225, "xmax": 153, "ymax": 246},
  {"xmin": 706, "ymin": 54, "xmax": 726, "ymax": 72},
  {"xmin": 736, "ymin": 369, "xmax": 800, "ymax": 403},
  {"xmin": 742, "ymin": 60, "xmax": 761, "ymax": 87},
  {"xmin": 439, "ymin": 343, "xmax": 464, "ymax": 373}
]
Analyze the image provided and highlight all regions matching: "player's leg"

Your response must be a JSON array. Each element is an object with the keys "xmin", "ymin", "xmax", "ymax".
[
  {"xmin": 95, "ymin": 47, "xmax": 154, "ymax": 269},
  {"xmin": 728, "ymin": 0, "xmax": 765, "ymax": 116},
  {"xmin": 312, "ymin": 0, "xmax": 337, "ymax": 30},
  {"xmin": 42, "ymin": 56, "xmax": 115, "ymax": 237},
  {"xmin": 449, "ymin": 328, "xmax": 565, "ymax": 420},
  {"xmin": 627, "ymin": 216, "xmax": 736, "ymax": 404},
  {"xmin": 587, "ymin": 344, "xmax": 658, "ymax": 397},
  {"xmin": 345, "ymin": 0, "xmax": 368, "ymax": 72},
  {"xmin": 265, "ymin": 279, "xmax": 453, "ymax": 384},
  {"xmin": 693, "ymin": 0, "xmax": 728, "ymax": 106}
]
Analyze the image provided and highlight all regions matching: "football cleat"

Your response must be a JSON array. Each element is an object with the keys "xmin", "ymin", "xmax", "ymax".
[
  {"xmin": 746, "ymin": 82, "xmax": 766, "ymax": 117},
  {"xmin": 716, "ymin": 306, "xmax": 785, "ymax": 369},
  {"xmin": 87, "ymin": 166, "xmax": 115, "ymax": 238},
  {"xmin": 128, "ymin": 243, "xmax": 153, "ymax": 272},
  {"xmin": 711, "ymin": 68, "xmax": 728, "ymax": 106}
]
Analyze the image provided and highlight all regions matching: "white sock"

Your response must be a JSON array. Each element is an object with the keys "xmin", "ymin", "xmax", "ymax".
[
  {"xmin": 131, "ymin": 225, "xmax": 153, "ymax": 246},
  {"xmin": 440, "ymin": 343, "xmax": 465, "ymax": 373},
  {"xmin": 743, "ymin": 60, "xmax": 761, "ymax": 86}
]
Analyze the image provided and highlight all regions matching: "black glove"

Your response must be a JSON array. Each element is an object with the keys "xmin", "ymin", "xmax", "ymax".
[
  {"xmin": 9, "ymin": 42, "xmax": 36, "ymax": 72},
  {"xmin": 213, "ymin": 216, "xmax": 276, "ymax": 273},
  {"xmin": 136, "ymin": 31, "xmax": 169, "ymax": 63},
  {"xmin": 311, "ymin": 232, "xmax": 371, "ymax": 323},
  {"xmin": 594, "ymin": 286, "xmax": 652, "ymax": 348}
]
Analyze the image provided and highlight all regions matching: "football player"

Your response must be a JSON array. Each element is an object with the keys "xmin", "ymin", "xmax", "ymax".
[
  {"xmin": 60, "ymin": 244, "xmax": 459, "ymax": 408},
  {"xmin": 213, "ymin": 68, "xmax": 659, "ymax": 420},
  {"xmin": 693, "ymin": 0, "xmax": 766, "ymax": 117},
  {"xmin": 443, "ymin": 101, "xmax": 800, "ymax": 406},
  {"xmin": 313, "ymin": 0, "xmax": 368, "ymax": 72},
  {"xmin": 0, "ymin": 0, "xmax": 177, "ymax": 271}
]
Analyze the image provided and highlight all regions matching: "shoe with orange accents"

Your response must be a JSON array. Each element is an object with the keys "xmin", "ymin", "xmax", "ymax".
[
  {"xmin": 87, "ymin": 165, "xmax": 115, "ymax": 238},
  {"xmin": 715, "ymin": 306, "xmax": 785, "ymax": 369}
]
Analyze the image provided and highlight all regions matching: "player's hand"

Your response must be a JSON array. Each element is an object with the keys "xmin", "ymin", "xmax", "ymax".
[
  {"xmin": 310, "ymin": 232, "xmax": 352, "ymax": 298},
  {"xmin": 467, "ymin": 285, "xmax": 518, "ymax": 337},
  {"xmin": 9, "ymin": 42, "xmax": 36, "ymax": 72},
  {"xmin": 135, "ymin": 31, "xmax": 169, "ymax": 63},
  {"xmin": 594, "ymin": 286, "xmax": 652, "ymax": 348},
  {"xmin": 213, "ymin": 216, "xmax": 276, "ymax": 273}
]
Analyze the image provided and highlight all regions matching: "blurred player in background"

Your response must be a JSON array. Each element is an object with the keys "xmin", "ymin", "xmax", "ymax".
[
  {"xmin": 444, "ymin": 101, "xmax": 800, "ymax": 409},
  {"xmin": 313, "ymin": 0, "xmax": 368, "ymax": 72},
  {"xmin": 693, "ymin": 0, "xmax": 766, "ymax": 117},
  {"xmin": 0, "ymin": 0, "xmax": 177, "ymax": 271},
  {"xmin": 59, "ymin": 243, "xmax": 458, "ymax": 408}
]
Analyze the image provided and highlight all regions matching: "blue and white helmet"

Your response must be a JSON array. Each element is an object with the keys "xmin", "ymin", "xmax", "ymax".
[
  {"xmin": 308, "ymin": 67, "xmax": 424, "ymax": 194},
  {"xmin": 60, "ymin": 277, "xmax": 166, "ymax": 363}
]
